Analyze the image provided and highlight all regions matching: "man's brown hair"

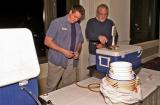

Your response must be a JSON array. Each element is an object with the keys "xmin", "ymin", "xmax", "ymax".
[{"xmin": 70, "ymin": 4, "xmax": 85, "ymax": 20}]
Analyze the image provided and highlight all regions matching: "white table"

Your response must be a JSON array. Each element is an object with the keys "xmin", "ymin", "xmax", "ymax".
[{"xmin": 40, "ymin": 68, "xmax": 160, "ymax": 105}]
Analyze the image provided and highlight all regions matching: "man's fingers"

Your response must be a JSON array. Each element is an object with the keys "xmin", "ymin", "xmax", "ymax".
[{"xmin": 99, "ymin": 36, "xmax": 107, "ymax": 44}]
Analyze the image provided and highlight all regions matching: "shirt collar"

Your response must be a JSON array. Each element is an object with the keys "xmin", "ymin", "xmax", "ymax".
[{"xmin": 64, "ymin": 15, "xmax": 71, "ymax": 24}]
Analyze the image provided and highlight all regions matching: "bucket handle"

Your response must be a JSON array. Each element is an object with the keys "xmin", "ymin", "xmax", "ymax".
[{"xmin": 137, "ymin": 50, "xmax": 142, "ymax": 57}]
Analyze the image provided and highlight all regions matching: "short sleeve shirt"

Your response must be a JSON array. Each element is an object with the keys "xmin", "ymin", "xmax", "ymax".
[{"xmin": 46, "ymin": 15, "xmax": 84, "ymax": 68}]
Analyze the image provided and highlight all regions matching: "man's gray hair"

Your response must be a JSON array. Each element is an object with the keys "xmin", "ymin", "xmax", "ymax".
[{"xmin": 96, "ymin": 4, "xmax": 109, "ymax": 13}]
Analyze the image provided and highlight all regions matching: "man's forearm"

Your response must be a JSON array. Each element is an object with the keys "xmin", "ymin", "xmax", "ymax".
[
  {"xmin": 75, "ymin": 43, "xmax": 82, "ymax": 53},
  {"xmin": 44, "ymin": 36, "xmax": 65, "ymax": 54}
]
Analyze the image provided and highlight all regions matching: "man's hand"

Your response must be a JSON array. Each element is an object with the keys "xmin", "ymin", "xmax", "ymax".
[
  {"xmin": 62, "ymin": 49, "xmax": 74, "ymax": 58},
  {"xmin": 96, "ymin": 43, "xmax": 104, "ymax": 49},
  {"xmin": 73, "ymin": 52, "xmax": 79, "ymax": 60},
  {"xmin": 98, "ymin": 35, "xmax": 108, "ymax": 44}
]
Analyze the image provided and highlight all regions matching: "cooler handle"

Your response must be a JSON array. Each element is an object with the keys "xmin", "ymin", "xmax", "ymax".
[
  {"xmin": 99, "ymin": 56, "xmax": 111, "ymax": 67},
  {"xmin": 137, "ymin": 50, "xmax": 142, "ymax": 57}
]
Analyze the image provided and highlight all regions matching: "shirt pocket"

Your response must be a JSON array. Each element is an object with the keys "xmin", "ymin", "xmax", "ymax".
[{"xmin": 60, "ymin": 29, "xmax": 69, "ymax": 40}]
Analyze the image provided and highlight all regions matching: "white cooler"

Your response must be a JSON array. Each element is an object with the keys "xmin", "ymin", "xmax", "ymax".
[{"xmin": 96, "ymin": 45, "xmax": 142, "ymax": 74}]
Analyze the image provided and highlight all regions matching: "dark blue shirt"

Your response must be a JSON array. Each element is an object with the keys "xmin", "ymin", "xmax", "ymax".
[
  {"xmin": 85, "ymin": 17, "xmax": 118, "ymax": 55},
  {"xmin": 70, "ymin": 23, "xmax": 76, "ymax": 51}
]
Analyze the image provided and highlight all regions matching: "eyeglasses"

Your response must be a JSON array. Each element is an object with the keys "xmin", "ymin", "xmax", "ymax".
[{"xmin": 73, "ymin": 15, "xmax": 81, "ymax": 20}]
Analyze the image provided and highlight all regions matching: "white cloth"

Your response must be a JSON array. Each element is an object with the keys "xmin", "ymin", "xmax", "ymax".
[{"xmin": 100, "ymin": 77, "xmax": 142, "ymax": 104}]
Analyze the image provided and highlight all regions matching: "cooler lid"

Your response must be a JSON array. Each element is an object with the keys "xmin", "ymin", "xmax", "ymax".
[
  {"xmin": 0, "ymin": 28, "xmax": 40, "ymax": 87},
  {"xmin": 96, "ymin": 45, "xmax": 142, "ymax": 56}
]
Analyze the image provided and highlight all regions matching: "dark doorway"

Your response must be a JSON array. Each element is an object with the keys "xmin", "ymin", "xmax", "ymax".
[
  {"xmin": 56, "ymin": 0, "xmax": 66, "ymax": 17},
  {"xmin": 56, "ymin": 0, "xmax": 79, "ymax": 18},
  {"xmin": 130, "ymin": 0, "xmax": 159, "ymax": 44},
  {"xmin": 0, "ymin": 0, "xmax": 46, "ymax": 57}
]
